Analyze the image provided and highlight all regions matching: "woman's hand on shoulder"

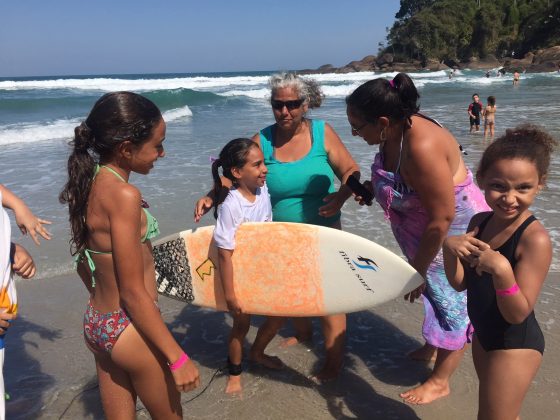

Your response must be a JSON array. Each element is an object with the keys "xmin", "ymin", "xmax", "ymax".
[{"xmin": 171, "ymin": 358, "xmax": 200, "ymax": 393}]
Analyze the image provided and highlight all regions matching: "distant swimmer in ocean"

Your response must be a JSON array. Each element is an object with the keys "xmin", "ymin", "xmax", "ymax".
[
  {"xmin": 468, "ymin": 93, "xmax": 484, "ymax": 133},
  {"xmin": 513, "ymin": 71, "xmax": 520, "ymax": 86},
  {"xmin": 483, "ymin": 96, "xmax": 497, "ymax": 138},
  {"xmin": 210, "ymin": 138, "xmax": 284, "ymax": 394},
  {"xmin": 60, "ymin": 92, "xmax": 199, "ymax": 419},
  {"xmin": 443, "ymin": 124, "xmax": 557, "ymax": 420},
  {"xmin": 0, "ymin": 184, "xmax": 50, "ymax": 418},
  {"xmin": 346, "ymin": 73, "xmax": 489, "ymax": 405}
]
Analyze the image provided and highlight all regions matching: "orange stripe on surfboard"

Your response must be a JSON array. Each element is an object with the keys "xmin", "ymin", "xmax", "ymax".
[{"xmin": 185, "ymin": 223, "xmax": 324, "ymax": 316}]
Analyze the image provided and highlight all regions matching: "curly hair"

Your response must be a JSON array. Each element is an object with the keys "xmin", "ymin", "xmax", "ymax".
[
  {"xmin": 477, "ymin": 124, "xmax": 558, "ymax": 185},
  {"xmin": 269, "ymin": 72, "xmax": 324, "ymax": 109}
]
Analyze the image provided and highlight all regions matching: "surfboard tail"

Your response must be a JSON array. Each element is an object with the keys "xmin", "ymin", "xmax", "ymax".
[{"xmin": 153, "ymin": 236, "xmax": 195, "ymax": 303}]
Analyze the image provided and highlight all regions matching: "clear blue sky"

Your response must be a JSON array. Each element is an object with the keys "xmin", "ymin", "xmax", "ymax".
[{"xmin": 0, "ymin": 0, "xmax": 401, "ymax": 77}]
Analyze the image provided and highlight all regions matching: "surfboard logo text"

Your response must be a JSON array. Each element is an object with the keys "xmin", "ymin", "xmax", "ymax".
[
  {"xmin": 352, "ymin": 256, "xmax": 378, "ymax": 271},
  {"xmin": 196, "ymin": 258, "xmax": 215, "ymax": 281},
  {"xmin": 339, "ymin": 251, "xmax": 374, "ymax": 293}
]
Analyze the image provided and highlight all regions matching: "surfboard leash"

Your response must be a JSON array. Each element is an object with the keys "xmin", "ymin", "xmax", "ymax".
[
  {"xmin": 58, "ymin": 365, "xmax": 225, "ymax": 418},
  {"xmin": 182, "ymin": 365, "xmax": 225, "ymax": 403},
  {"xmin": 58, "ymin": 383, "xmax": 100, "ymax": 420}
]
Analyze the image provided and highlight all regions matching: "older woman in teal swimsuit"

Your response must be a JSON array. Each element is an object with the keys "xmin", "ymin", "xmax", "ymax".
[
  {"xmin": 60, "ymin": 92, "xmax": 199, "ymax": 419},
  {"xmin": 196, "ymin": 72, "xmax": 359, "ymax": 381}
]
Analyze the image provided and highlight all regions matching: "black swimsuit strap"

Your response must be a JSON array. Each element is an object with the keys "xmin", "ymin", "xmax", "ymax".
[
  {"xmin": 475, "ymin": 213, "xmax": 495, "ymax": 238},
  {"xmin": 414, "ymin": 112, "xmax": 443, "ymax": 128},
  {"xmin": 476, "ymin": 213, "xmax": 537, "ymax": 244},
  {"xmin": 511, "ymin": 215, "xmax": 537, "ymax": 243}
]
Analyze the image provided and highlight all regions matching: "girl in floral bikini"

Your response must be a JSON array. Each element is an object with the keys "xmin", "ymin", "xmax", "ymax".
[{"xmin": 60, "ymin": 92, "xmax": 199, "ymax": 419}]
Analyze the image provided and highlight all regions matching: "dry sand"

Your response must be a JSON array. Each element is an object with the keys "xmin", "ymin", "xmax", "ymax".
[{"xmin": 4, "ymin": 272, "xmax": 560, "ymax": 419}]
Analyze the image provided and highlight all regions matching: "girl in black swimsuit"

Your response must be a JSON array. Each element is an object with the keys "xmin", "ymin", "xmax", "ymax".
[{"xmin": 442, "ymin": 124, "xmax": 557, "ymax": 420}]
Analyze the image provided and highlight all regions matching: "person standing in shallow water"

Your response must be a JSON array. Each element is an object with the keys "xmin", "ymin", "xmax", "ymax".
[
  {"xmin": 346, "ymin": 73, "xmax": 489, "ymax": 405},
  {"xmin": 195, "ymin": 72, "xmax": 359, "ymax": 382},
  {"xmin": 483, "ymin": 96, "xmax": 497, "ymax": 139},
  {"xmin": 60, "ymin": 92, "xmax": 200, "ymax": 419},
  {"xmin": 468, "ymin": 94, "xmax": 483, "ymax": 133}
]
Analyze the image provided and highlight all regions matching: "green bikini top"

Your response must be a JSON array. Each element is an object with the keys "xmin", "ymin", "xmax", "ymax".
[{"xmin": 76, "ymin": 164, "xmax": 160, "ymax": 287}]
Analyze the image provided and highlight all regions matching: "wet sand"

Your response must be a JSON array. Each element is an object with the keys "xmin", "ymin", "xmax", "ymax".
[{"xmin": 5, "ymin": 272, "xmax": 560, "ymax": 419}]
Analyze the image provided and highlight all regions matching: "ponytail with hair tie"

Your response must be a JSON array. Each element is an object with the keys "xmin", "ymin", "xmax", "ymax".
[{"xmin": 73, "ymin": 121, "xmax": 94, "ymax": 153}]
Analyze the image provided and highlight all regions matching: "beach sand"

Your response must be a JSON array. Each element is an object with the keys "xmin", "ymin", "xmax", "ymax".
[{"xmin": 4, "ymin": 272, "xmax": 560, "ymax": 419}]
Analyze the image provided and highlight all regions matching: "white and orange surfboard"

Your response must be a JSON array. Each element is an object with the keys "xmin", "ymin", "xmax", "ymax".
[{"xmin": 153, "ymin": 222, "xmax": 423, "ymax": 316}]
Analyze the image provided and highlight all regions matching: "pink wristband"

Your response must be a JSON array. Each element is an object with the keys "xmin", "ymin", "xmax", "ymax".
[
  {"xmin": 495, "ymin": 283, "xmax": 520, "ymax": 296},
  {"xmin": 168, "ymin": 352, "xmax": 189, "ymax": 371}
]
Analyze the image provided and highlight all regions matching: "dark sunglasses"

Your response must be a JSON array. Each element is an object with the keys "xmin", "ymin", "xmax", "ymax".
[
  {"xmin": 271, "ymin": 99, "xmax": 304, "ymax": 111},
  {"xmin": 351, "ymin": 121, "xmax": 369, "ymax": 135}
]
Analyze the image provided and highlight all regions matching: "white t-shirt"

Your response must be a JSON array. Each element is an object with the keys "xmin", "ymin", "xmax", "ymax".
[
  {"xmin": 0, "ymin": 190, "xmax": 17, "ymax": 317},
  {"xmin": 213, "ymin": 183, "xmax": 272, "ymax": 250}
]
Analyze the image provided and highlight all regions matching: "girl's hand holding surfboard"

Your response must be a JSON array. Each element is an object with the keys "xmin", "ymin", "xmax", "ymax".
[
  {"xmin": 225, "ymin": 295, "xmax": 243, "ymax": 315},
  {"xmin": 404, "ymin": 282, "xmax": 426, "ymax": 303}
]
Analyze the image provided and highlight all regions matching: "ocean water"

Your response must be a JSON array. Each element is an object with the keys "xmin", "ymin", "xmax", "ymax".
[{"xmin": 1, "ymin": 69, "xmax": 560, "ymax": 279}]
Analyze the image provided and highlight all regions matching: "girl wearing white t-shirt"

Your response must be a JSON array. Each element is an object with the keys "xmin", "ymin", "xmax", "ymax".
[{"xmin": 212, "ymin": 138, "xmax": 284, "ymax": 394}]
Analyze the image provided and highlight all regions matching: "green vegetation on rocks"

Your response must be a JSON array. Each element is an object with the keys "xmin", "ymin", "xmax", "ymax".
[{"xmin": 384, "ymin": 0, "xmax": 560, "ymax": 65}]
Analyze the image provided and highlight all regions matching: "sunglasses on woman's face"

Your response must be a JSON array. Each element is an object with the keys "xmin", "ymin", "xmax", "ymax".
[{"xmin": 271, "ymin": 99, "xmax": 304, "ymax": 111}]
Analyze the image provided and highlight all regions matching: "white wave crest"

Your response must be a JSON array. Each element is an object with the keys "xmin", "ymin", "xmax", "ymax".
[
  {"xmin": 0, "ymin": 106, "xmax": 193, "ymax": 146},
  {"xmin": 0, "ymin": 75, "xmax": 271, "ymax": 92},
  {"xmin": 220, "ymin": 88, "xmax": 270, "ymax": 99},
  {"xmin": 163, "ymin": 105, "xmax": 192, "ymax": 122},
  {"xmin": 0, "ymin": 119, "xmax": 78, "ymax": 146}
]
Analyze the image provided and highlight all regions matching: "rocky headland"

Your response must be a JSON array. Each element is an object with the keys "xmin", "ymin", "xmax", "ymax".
[{"xmin": 298, "ymin": 46, "xmax": 560, "ymax": 75}]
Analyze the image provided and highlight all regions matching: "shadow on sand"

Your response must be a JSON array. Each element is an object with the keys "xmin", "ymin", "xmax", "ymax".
[{"xmin": 163, "ymin": 302, "xmax": 428, "ymax": 419}]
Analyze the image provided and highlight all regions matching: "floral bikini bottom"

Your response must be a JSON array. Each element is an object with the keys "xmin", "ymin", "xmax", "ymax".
[{"xmin": 83, "ymin": 301, "xmax": 131, "ymax": 354}]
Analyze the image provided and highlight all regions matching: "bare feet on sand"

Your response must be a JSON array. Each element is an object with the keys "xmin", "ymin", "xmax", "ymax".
[
  {"xmin": 400, "ymin": 378, "xmax": 450, "ymax": 404},
  {"xmin": 407, "ymin": 343, "xmax": 437, "ymax": 362},
  {"xmin": 225, "ymin": 375, "xmax": 242, "ymax": 394},
  {"xmin": 309, "ymin": 360, "xmax": 342, "ymax": 384},
  {"xmin": 280, "ymin": 335, "xmax": 312, "ymax": 348},
  {"xmin": 248, "ymin": 353, "xmax": 284, "ymax": 369}
]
